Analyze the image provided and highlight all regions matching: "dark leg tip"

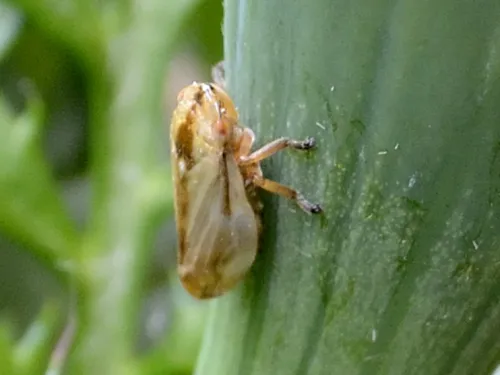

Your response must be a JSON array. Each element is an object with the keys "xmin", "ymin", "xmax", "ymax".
[
  {"xmin": 302, "ymin": 137, "xmax": 316, "ymax": 150},
  {"xmin": 297, "ymin": 194, "xmax": 323, "ymax": 214},
  {"xmin": 310, "ymin": 204, "xmax": 323, "ymax": 214}
]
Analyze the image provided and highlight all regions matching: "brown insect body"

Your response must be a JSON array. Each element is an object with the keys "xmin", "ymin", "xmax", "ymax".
[{"xmin": 171, "ymin": 75, "xmax": 321, "ymax": 299}]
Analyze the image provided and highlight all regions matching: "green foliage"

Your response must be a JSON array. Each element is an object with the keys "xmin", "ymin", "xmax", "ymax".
[
  {"xmin": 196, "ymin": 1, "xmax": 500, "ymax": 374},
  {"xmin": 0, "ymin": 95, "xmax": 77, "ymax": 270},
  {"xmin": 0, "ymin": 303, "xmax": 60, "ymax": 375},
  {"xmin": 0, "ymin": 0, "xmax": 223, "ymax": 373},
  {"xmin": 0, "ymin": 3, "xmax": 21, "ymax": 59},
  {"xmin": 0, "ymin": 325, "xmax": 16, "ymax": 375},
  {"xmin": 15, "ymin": 304, "xmax": 62, "ymax": 375}
]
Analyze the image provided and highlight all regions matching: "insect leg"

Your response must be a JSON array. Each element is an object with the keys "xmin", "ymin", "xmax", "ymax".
[
  {"xmin": 239, "ymin": 137, "xmax": 316, "ymax": 166},
  {"xmin": 234, "ymin": 127, "xmax": 256, "ymax": 159},
  {"xmin": 252, "ymin": 176, "xmax": 322, "ymax": 214},
  {"xmin": 211, "ymin": 61, "xmax": 226, "ymax": 88}
]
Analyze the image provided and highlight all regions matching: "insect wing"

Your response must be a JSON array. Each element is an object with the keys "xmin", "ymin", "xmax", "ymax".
[{"xmin": 177, "ymin": 154, "xmax": 259, "ymax": 298}]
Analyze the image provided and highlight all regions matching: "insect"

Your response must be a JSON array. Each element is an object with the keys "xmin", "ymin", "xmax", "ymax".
[{"xmin": 170, "ymin": 62, "xmax": 322, "ymax": 299}]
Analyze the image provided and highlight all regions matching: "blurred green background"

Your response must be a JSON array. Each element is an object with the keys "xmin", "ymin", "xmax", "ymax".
[{"xmin": 0, "ymin": 1, "xmax": 223, "ymax": 374}]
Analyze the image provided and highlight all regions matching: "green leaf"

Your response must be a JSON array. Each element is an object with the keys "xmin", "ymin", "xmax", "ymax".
[
  {"xmin": 0, "ymin": 3, "xmax": 22, "ymax": 60},
  {"xmin": 14, "ymin": 303, "xmax": 62, "ymax": 375},
  {"xmin": 0, "ymin": 324, "xmax": 16, "ymax": 375},
  {"xmin": 0, "ymin": 96, "xmax": 78, "ymax": 268},
  {"xmin": 139, "ymin": 283, "xmax": 207, "ymax": 375},
  {"xmin": 189, "ymin": 0, "xmax": 223, "ymax": 65},
  {"xmin": 196, "ymin": 1, "xmax": 500, "ymax": 375},
  {"xmin": 3, "ymin": 0, "xmax": 104, "ymax": 66}
]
